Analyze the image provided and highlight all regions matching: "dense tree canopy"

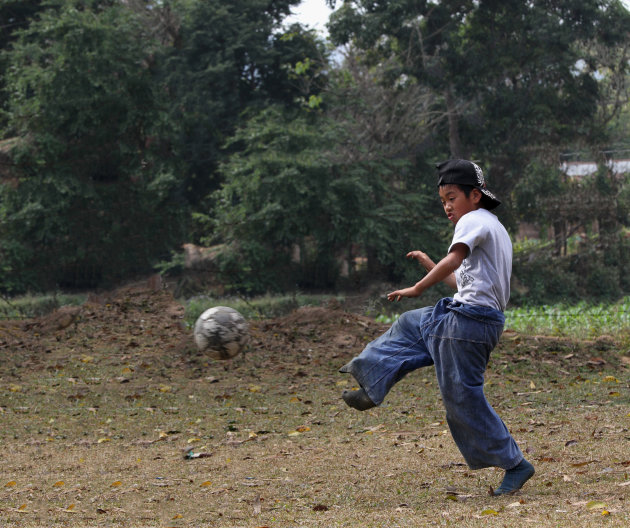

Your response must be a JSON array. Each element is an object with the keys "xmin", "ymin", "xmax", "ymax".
[
  {"xmin": 328, "ymin": 0, "xmax": 630, "ymax": 222},
  {"xmin": 0, "ymin": 0, "xmax": 45, "ymax": 131},
  {"xmin": 0, "ymin": 0, "xmax": 629, "ymax": 301},
  {"xmin": 1, "ymin": 0, "xmax": 184, "ymax": 290},
  {"xmin": 160, "ymin": 0, "xmax": 325, "ymax": 206},
  {"xmin": 209, "ymin": 105, "xmax": 442, "ymax": 292}
]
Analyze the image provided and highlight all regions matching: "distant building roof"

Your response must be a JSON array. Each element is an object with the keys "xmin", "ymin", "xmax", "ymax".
[{"xmin": 561, "ymin": 159, "xmax": 630, "ymax": 177}]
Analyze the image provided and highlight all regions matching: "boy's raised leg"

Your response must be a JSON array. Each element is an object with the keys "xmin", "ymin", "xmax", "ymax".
[{"xmin": 341, "ymin": 388, "xmax": 376, "ymax": 411}]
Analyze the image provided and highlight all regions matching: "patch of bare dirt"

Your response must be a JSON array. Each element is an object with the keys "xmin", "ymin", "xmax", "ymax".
[{"xmin": 0, "ymin": 278, "xmax": 388, "ymax": 369}]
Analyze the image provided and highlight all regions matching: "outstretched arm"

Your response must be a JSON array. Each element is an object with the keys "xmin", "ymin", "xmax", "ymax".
[{"xmin": 387, "ymin": 244, "xmax": 468, "ymax": 302}]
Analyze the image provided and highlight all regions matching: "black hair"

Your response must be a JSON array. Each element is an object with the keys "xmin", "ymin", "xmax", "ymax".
[
  {"xmin": 439, "ymin": 183, "xmax": 492, "ymax": 209},
  {"xmin": 454, "ymin": 184, "xmax": 475, "ymax": 197},
  {"xmin": 439, "ymin": 182, "xmax": 475, "ymax": 197}
]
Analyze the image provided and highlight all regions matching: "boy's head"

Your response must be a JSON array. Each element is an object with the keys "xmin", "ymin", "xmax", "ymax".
[{"xmin": 436, "ymin": 159, "xmax": 501, "ymax": 210}]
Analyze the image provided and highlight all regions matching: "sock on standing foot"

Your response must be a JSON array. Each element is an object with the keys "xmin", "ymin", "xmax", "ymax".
[
  {"xmin": 341, "ymin": 388, "xmax": 376, "ymax": 411},
  {"xmin": 493, "ymin": 459, "xmax": 535, "ymax": 496}
]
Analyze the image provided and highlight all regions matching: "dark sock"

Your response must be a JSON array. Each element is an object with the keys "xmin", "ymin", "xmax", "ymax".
[
  {"xmin": 341, "ymin": 388, "xmax": 376, "ymax": 411},
  {"xmin": 493, "ymin": 459, "xmax": 535, "ymax": 496}
]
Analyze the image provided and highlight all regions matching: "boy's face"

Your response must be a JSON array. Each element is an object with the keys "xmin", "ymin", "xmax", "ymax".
[{"xmin": 439, "ymin": 184, "xmax": 482, "ymax": 225}]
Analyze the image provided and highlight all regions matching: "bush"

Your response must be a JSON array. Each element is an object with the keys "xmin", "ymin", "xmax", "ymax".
[{"xmin": 511, "ymin": 238, "xmax": 630, "ymax": 305}]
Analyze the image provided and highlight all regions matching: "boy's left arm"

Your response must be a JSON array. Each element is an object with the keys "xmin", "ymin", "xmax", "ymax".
[{"xmin": 387, "ymin": 244, "xmax": 467, "ymax": 302}]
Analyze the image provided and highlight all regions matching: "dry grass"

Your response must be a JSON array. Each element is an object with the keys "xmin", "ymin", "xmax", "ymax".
[{"xmin": 0, "ymin": 286, "xmax": 629, "ymax": 527}]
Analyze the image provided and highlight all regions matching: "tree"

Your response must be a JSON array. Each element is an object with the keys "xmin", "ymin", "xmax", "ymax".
[
  {"xmin": 1, "ymin": 0, "xmax": 185, "ymax": 291},
  {"xmin": 159, "ymin": 0, "xmax": 325, "ymax": 209},
  {"xmin": 328, "ymin": 0, "xmax": 630, "ymax": 225},
  {"xmin": 0, "ymin": 0, "xmax": 45, "ymax": 133},
  {"xmin": 208, "ymin": 104, "xmax": 441, "ymax": 294}
]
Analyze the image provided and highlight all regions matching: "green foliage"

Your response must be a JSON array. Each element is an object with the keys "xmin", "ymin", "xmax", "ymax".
[
  {"xmin": 505, "ymin": 298, "xmax": 630, "ymax": 338},
  {"xmin": 209, "ymin": 106, "xmax": 347, "ymax": 292},
  {"xmin": 377, "ymin": 297, "xmax": 630, "ymax": 339},
  {"xmin": 0, "ymin": 0, "xmax": 186, "ymax": 292},
  {"xmin": 0, "ymin": 0, "xmax": 45, "ymax": 132},
  {"xmin": 512, "ymin": 235, "xmax": 630, "ymax": 305},
  {"xmin": 0, "ymin": 291, "xmax": 85, "ymax": 319},
  {"xmin": 328, "ymin": 0, "xmax": 630, "ymax": 220},
  {"xmin": 1, "ymin": 0, "xmax": 628, "ymax": 299},
  {"xmin": 160, "ymin": 0, "xmax": 323, "ymax": 207},
  {"xmin": 207, "ymin": 106, "xmax": 442, "ymax": 294},
  {"xmin": 5, "ymin": 1, "xmax": 158, "ymax": 173}
]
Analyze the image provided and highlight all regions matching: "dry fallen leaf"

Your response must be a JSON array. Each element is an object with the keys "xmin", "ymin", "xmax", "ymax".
[
  {"xmin": 587, "ymin": 357, "xmax": 606, "ymax": 367},
  {"xmin": 571, "ymin": 460, "xmax": 596, "ymax": 467}
]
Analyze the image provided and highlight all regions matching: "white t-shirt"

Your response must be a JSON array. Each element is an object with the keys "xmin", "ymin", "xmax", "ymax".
[{"xmin": 448, "ymin": 208, "xmax": 512, "ymax": 312}]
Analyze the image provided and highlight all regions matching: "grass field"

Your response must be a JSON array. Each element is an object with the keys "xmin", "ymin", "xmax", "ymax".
[{"xmin": 0, "ymin": 285, "xmax": 629, "ymax": 527}]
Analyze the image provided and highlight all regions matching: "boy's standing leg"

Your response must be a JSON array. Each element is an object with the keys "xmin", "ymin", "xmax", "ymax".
[{"xmin": 426, "ymin": 302, "xmax": 534, "ymax": 494}]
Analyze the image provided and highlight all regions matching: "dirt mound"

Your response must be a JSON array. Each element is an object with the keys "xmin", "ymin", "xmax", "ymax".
[
  {"xmin": 0, "ymin": 279, "xmax": 388, "ymax": 369},
  {"xmin": 0, "ymin": 278, "xmax": 189, "ymax": 359},
  {"xmin": 256, "ymin": 305, "xmax": 387, "ymax": 353}
]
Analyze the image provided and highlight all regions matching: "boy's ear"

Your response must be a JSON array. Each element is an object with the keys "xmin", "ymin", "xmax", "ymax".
[{"xmin": 471, "ymin": 188, "xmax": 483, "ymax": 204}]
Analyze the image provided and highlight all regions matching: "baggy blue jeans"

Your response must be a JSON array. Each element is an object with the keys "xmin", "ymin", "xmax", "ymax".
[{"xmin": 340, "ymin": 298, "xmax": 523, "ymax": 470}]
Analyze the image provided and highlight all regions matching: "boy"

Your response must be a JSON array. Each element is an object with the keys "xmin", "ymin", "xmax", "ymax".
[{"xmin": 339, "ymin": 159, "xmax": 534, "ymax": 495}]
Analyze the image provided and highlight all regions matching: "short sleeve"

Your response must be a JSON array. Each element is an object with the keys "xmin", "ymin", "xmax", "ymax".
[{"xmin": 449, "ymin": 213, "xmax": 488, "ymax": 254}]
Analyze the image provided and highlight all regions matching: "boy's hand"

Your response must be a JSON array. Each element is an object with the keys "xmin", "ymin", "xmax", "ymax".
[
  {"xmin": 406, "ymin": 250, "xmax": 435, "ymax": 272},
  {"xmin": 387, "ymin": 287, "xmax": 419, "ymax": 302}
]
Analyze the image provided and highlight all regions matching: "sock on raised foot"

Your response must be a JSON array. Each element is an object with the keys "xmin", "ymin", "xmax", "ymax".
[
  {"xmin": 493, "ymin": 459, "xmax": 535, "ymax": 496},
  {"xmin": 341, "ymin": 388, "xmax": 376, "ymax": 411}
]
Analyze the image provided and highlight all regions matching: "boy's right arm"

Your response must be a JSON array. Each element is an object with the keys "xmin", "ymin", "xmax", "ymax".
[{"xmin": 407, "ymin": 250, "xmax": 457, "ymax": 290}]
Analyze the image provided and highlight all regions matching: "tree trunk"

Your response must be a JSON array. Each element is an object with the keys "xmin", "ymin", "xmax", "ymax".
[{"xmin": 446, "ymin": 86, "xmax": 467, "ymax": 159}]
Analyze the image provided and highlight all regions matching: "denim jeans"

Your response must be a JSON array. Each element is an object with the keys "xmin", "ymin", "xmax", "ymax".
[{"xmin": 340, "ymin": 298, "xmax": 523, "ymax": 470}]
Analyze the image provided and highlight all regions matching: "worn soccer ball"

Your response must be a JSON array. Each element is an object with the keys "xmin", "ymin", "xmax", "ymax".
[{"xmin": 193, "ymin": 306, "xmax": 249, "ymax": 360}]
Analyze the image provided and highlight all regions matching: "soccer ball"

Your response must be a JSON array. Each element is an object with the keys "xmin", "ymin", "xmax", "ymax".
[{"xmin": 193, "ymin": 306, "xmax": 249, "ymax": 360}]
